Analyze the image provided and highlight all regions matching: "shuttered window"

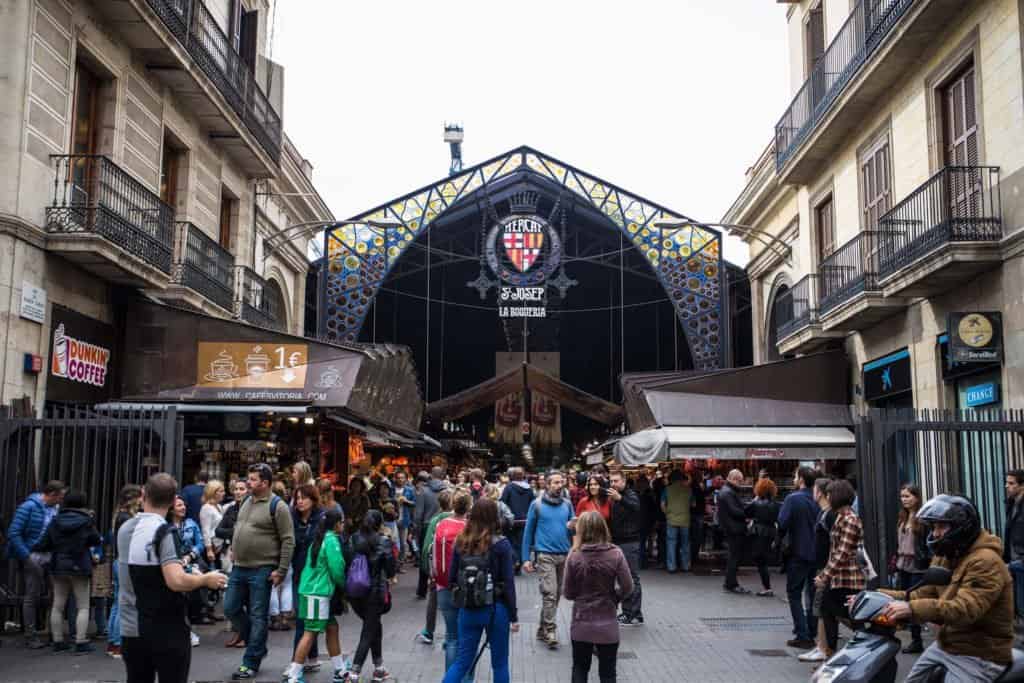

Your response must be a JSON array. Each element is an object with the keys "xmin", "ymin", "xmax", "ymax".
[
  {"xmin": 861, "ymin": 138, "xmax": 891, "ymax": 229},
  {"xmin": 805, "ymin": 5, "xmax": 825, "ymax": 78},
  {"xmin": 816, "ymin": 195, "xmax": 835, "ymax": 263},
  {"xmin": 942, "ymin": 64, "xmax": 980, "ymax": 217}
]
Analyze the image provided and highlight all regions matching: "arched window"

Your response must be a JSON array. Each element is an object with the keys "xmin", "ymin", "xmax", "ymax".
[
  {"xmin": 764, "ymin": 282, "xmax": 790, "ymax": 362},
  {"xmin": 265, "ymin": 278, "xmax": 288, "ymax": 332}
]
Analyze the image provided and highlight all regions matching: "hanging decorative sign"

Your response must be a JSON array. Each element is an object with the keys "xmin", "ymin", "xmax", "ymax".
[{"xmin": 948, "ymin": 312, "xmax": 1003, "ymax": 364}]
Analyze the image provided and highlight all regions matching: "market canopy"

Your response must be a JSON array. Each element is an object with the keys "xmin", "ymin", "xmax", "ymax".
[{"xmin": 425, "ymin": 362, "xmax": 623, "ymax": 425}]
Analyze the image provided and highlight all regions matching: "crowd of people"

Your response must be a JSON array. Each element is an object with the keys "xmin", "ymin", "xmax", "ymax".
[{"xmin": 7, "ymin": 460, "xmax": 1024, "ymax": 682}]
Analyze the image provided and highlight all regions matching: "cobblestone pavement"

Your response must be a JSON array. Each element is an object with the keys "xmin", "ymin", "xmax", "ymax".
[{"xmin": 0, "ymin": 567, "xmax": 925, "ymax": 682}]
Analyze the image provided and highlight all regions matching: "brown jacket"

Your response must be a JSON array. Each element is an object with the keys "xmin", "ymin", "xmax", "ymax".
[{"xmin": 886, "ymin": 531, "xmax": 1013, "ymax": 665}]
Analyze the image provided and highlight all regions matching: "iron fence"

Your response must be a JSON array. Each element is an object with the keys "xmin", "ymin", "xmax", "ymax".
[
  {"xmin": 857, "ymin": 408, "xmax": 1024, "ymax": 585},
  {"xmin": 145, "ymin": 0, "xmax": 282, "ymax": 163},
  {"xmin": 46, "ymin": 155, "xmax": 174, "ymax": 274},
  {"xmin": 0, "ymin": 404, "xmax": 182, "ymax": 619},
  {"xmin": 235, "ymin": 266, "xmax": 283, "ymax": 330},
  {"xmin": 775, "ymin": 0, "xmax": 914, "ymax": 168},
  {"xmin": 818, "ymin": 231, "xmax": 879, "ymax": 315},
  {"xmin": 877, "ymin": 166, "xmax": 1002, "ymax": 279},
  {"xmin": 173, "ymin": 222, "xmax": 235, "ymax": 312},
  {"xmin": 776, "ymin": 275, "xmax": 817, "ymax": 341}
]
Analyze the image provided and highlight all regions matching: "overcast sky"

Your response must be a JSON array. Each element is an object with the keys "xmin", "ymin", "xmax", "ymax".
[{"xmin": 273, "ymin": 2, "xmax": 792, "ymax": 266}]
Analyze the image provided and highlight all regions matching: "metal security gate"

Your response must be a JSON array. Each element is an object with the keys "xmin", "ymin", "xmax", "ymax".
[
  {"xmin": 858, "ymin": 408, "xmax": 1024, "ymax": 585},
  {"xmin": 0, "ymin": 404, "xmax": 182, "ymax": 616}
]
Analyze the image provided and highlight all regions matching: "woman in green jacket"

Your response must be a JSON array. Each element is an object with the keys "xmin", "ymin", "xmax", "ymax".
[{"xmin": 283, "ymin": 509, "xmax": 347, "ymax": 683}]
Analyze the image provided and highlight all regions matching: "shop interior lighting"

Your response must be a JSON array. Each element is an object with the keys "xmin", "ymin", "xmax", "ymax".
[
  {"xmin": 304, "ymin": 417, "xmax": 315, "ymax": 425},
  {"xmin": 287, "ymin": 417, "xmax": 299, "ymax": 423}
]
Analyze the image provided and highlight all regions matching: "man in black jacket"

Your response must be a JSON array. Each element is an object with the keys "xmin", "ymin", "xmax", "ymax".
[
  {"xmin": 718, "ymin": 469, "xmax": 750, "ymax": 594},
  {"xmin": 609, "ymin": 471, "xmax": 644, "ymax": 626},
  {"xmin": 1004, "ymin": 470, "xmax": 1024, "ymax": 620},
  {"xmin": 500, "ymin": 467, "xmax": 536, "ymax": 571}
]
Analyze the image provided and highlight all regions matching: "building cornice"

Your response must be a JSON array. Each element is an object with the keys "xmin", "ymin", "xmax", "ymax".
[{"xmin": 0, "ymin": 214, "xmax": 47, "ymax": 250}]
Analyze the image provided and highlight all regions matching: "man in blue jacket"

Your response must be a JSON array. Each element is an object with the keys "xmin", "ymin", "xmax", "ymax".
[
  {"xmin": 777, "ymin": 466, "xmax": 821, "ymax": 650},
  {"xmin": 522, "ymin": 471, "xmax": 574, "ymax": 649},
  {"xmin": 6, "ymin": 480, "xmax": 65, "ymax": 648}
]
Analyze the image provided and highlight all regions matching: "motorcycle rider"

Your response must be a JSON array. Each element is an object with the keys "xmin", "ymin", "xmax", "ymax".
[{"xmin": 878, "ymin": 494, "xmax": 1013, "ymax": 682}]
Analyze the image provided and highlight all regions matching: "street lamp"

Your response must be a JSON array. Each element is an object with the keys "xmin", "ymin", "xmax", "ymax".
[{"xmin": 654, "ymin": 221, "xmax": 792, "ymax": 265}]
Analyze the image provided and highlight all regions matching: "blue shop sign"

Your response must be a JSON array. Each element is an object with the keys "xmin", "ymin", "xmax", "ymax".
[{"xmin": 965, "ymin": 382, "xmax": 999, "ymax": 408}]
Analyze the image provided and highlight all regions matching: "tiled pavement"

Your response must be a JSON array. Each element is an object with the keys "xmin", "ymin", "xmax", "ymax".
[{"xmin": 0, "ymin": 567, "xmax": 924, "ymax": 682}]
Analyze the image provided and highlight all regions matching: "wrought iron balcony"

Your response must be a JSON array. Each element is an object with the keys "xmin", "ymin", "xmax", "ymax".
[
  {"xmin": 46, "ymin": 154, "xmax": 174, "ymax": 276},
  {"xmin": 145, "ymin": 0, "xmax": 281, "ymax": 163},
  {"xmin": 172, "ymin": 222, "xmax": 235, "ymax": 312},
  {"xmin": 877, "ymin": 166, "xmax": 1002, "ymax": 280},
  {"xmin": 776, "ymin": 275, "xmax": 817, "ymax": 341},
  {"xmin": 818, "ymin": 231, "xmax": 879, "ymax": 316},
  {"xmin": 775, "ymin": 0, "xmax": 913, "ymax": 170},
  {"xmin": 235, "ymin": 266, "xmax": 284, "ymax": 331}
]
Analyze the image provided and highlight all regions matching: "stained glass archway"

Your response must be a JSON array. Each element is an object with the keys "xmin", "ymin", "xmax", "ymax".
[{"xmin": 322, "ymin": 146, "xmax": 724, "ymax": 370}]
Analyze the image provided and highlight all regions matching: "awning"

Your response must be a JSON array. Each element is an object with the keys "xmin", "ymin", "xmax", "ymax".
[
  {"xmin": 328, "ymin": 413, "xmax": 443, "ymax": 451},
  {"xmin": 94, "ymin": 402, "xmax": 310, "ymax": 414},
  {"xmin": 613, "ymin": 426, "xmax": 856, "ymax": 466}
]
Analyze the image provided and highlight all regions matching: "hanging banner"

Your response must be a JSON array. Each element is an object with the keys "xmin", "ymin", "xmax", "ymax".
[{"xmin": 493, "ymin": 352, "xmax": 562, "ymax": 448}]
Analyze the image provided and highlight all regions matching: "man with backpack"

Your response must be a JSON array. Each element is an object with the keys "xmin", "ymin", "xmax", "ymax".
[
  {"xmin": 6, "ymin": 480, "xmax": 64, "ymax": 649},
  {"xmin": 224, "ymin": 464, "xmax": 295, "ymax": 681},
  {"xmin": 522, "ymin": 471, "xmax": 574, "ymax": 649}
]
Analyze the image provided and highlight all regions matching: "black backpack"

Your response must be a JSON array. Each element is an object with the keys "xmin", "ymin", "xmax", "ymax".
[{"xmin": 453, "ymin": 538, "xmax": 502, "ymax": 609}]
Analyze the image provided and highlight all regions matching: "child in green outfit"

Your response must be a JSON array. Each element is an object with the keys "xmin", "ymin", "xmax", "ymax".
[{"xmin": 284, "ymin": 509, "xmax": 348, "ymax": 683}]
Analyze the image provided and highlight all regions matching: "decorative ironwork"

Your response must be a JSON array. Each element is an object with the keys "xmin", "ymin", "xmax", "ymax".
[
  {"xmin": 877, "ymin": 166, "xmax": 1001, "ymax": 279},
  {"xmin": 776, "ymin": 275, "xmax": 817, "ymax": 341},
  {"xmin": 172, "ymin": 222, "xmax": 235, "ymax": 311},
  {"xmin": 46, "ymin": 155, "xmax": 174, "ymax": 274},
  {"xmin": 234, "ymin": 266, "xmax": 283, "ymax": 330},
  {"xmin": 323, "ymin": 146, "xmax": 723, "ymax": 370},
  {"xmin": 775, "ymin": 0, "xmax": 914, "ymax": 169},
  {"xmin": 818, "ymin": 231, "xmax": 879, "ymax": 315},
  {"xmin": 145, "ymin": 0, "xmax": 282, "ymax": 163}
]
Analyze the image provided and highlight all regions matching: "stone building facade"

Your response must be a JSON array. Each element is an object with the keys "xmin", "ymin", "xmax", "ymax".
[
  {"xmin": 0, "ymin": 0, "xmax": 331, "ymax": 408},
  {"xmin": 724, "ymin": 0, "xmax": 1024, "ymax": 419}
]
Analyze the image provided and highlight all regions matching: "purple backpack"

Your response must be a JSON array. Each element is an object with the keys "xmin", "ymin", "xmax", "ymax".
[{"xmin": 345, "ymin": 553, "xmax": 371, "ymax": 598}]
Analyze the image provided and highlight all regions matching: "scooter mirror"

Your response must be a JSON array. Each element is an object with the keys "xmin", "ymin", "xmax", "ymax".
[{"xmin": 919, "ymin": 566, "xmax": 952, "ymax": 588}]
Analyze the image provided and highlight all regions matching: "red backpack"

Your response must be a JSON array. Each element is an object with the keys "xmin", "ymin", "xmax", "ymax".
[{"xmin": 432, "ymin": 517, "xmax": 466, "ymax": 590}]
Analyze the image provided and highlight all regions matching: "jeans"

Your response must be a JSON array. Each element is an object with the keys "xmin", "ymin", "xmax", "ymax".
[
  {"xmin": 51, "ymin": 575, "xmax": 90, "ymax": 644},
  {"xmin": 617, "ymin": 542, "xmax": 642, "ymax": 620},
  {"xmin": 785, "ymin": 559, "xmax": 817, "ymax": 641},
  {"xmin": 21, "ymin": 553, "xmax": 48, "ymax": 636},
  {"xmin": 724, "ymin": 534, "xmax": 745, "ymax": 589},
  {"xmin": 350, "ymin": 597, "xmax": 384, "ymax": 671},
  {"xmin": 424, "ymin": 585, "xmax": 438, "ymax": 636},
  {"xmin": 397, "ymin": 522, "xmax": 409, "ymax": 561},
  {"xmin": 572, "ymin": 640, "xmax": 619, "ymax": 683},
  {"xmin": 665, "ymin": 526, "xmax": 691, "ymax": 572},
  {"xmin": 442, "ymin": 603, "xmax": 511, "ymax": 683},
  {"xmin": 1010, "ymin": 560, "xmax": 1024, "ymax": 619},
  {"xmin": 123, "ymin": 626, "xmax": 192, "ymax": 683},
  {"xmin": 536, "ymin": 553, "xmax": 566, "ymax": 639},
  {"xmin": 507, "ymin": 526, "xmax": 524, "ymax": 567},
  {"xmin": 416, "ymin": 528, "xmax": 430, "ymax": 598},
  {"xmin": 437, "ymin": 589, "xmax": 471, "ymax": 683},
  {"xmin": 108, "ymin": 568, "xmax": 121, "ymax": 646},
  {"xmin": 821, "ymin": 587, "xmax": 856, "ymax": 651},
  {"xmin": 224, "ymin": 565, "xmax": 274, "ymax": 670},
  {"xmin": 904, "ymin": 642, "xmax": 1005, "ymax": 682}
]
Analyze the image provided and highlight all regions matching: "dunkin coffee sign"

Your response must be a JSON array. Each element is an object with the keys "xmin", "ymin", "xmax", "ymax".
[
  {"xmin": 51, "ymin": 323, "xmax": 110, "ymax": 387},
  {"xmin": 47, "ymin": 306, "xmax": 117, "ymax": 402}
]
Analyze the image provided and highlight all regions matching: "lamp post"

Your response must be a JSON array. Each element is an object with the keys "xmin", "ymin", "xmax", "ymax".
[
  {"xmin": 261, "ymin": 219, "xmax": 402, "ymax": 264},
  {"xmin": 654, "ymin": 221, "xmax": 792, "ymax": 265}
]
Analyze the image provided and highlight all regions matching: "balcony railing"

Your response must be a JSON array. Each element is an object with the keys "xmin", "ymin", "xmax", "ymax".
[
  {"xmin": 235, "ymin": 266, "xmax": 284, "ymax": 330},
  {"xmin": 775, "ymin": 0, "xmax": 914, "ymax": 169},
  {"xmin": 146, "ymin": 0, "xmax": 282, "ymax": 163},
  {"xmin": 877, "ymin": 166, "xmax": 1002, "ymax": 279},
  {"xmin": 46, "ymin": 155, "xmax": 174, "ymax": 274},
  {"xmin": 818, "ymin": 231, "xmax": 879, "ymax": 315},
  {"xmin": 776, "ymin": 275, "xmax": 817, "ymax": 341},
  {"xmin": 172, "ymin": 222, "xmax": 235, "ymax": 311}
]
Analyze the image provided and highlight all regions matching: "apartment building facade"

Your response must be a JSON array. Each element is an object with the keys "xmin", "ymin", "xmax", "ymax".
[
  {"xmin": 725, "ymin": 0, "xmax": 1024, "ymax": 436},
  {"xmin": 0, "ymin": 0, "xmax": 331, "ymax": 409}
]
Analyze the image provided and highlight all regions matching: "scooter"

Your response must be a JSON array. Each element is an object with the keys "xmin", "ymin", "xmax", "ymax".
[{"xmin": 811, "ymin": 566, "xmax": 1024, "ymax": 683}]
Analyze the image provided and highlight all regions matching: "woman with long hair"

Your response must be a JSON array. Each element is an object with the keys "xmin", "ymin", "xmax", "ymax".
[
  {"xmin": 814, "ymin": 479, "xmax": 865, "ymax": 657},
  {"xmin": 200, "ymin": 480, "xmax": 226, "ymax": 568},
  {"xmin": 284, "ymin": 508, "xmax": 349, "ymax": 683},
  {"xmin": 563, "ymin": 511, "xmax": 633, "ymax": 683},
  {"xmin": 291, "ymin": 461, "xmax": 315, "ymax": 497},
  {"xmin": 575, "ymin": 475, "xmax": 611, "ymax": 522},
  {"xmin": 745, "ymin": 477, "xmax": 780, "ymax": 597},
  {"xmin": 345, "ymin": 509, "xmax": 397, "ymax": 682},
  {"xmin": 442, "ymin": 498, "xmax": 519, "ymax": 683},
  {"xmin": 317, "ymin": 478, "xmax": 343, "ymax": 516},
  {"xmin": 895, "ymin": 483, "xmax": 928, "ymax": 653}
]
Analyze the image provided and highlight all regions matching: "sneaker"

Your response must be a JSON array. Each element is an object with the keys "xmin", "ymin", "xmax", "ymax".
[
  {"xmin": 724, "ymin": 585, "xmax": 752, "ymax": 595},
  {"xmin": 191, "ymin": 632, "xmax": 200, "ymax": 647},
  {"xmin": 52, "ymin": 641, "xmax": 71, "ymax": 653},
  {"xmin": 281, "ymin": 673, "xmax": 306, "ymax": 683},
  {"xmin": 73, "ymin": 642, "xmax": 95, "ymax": 655},
  {"xmin": 25, "ymin": 635, "xmax": 47, "ymax": 650},
  {"xmin": 757, "ymin": 589, "xmax": 775, "ymax": 597},
  {"xmin": 415, "ymin": 630, "xmax": 434, "ymax": 645},
  {"xmin": 798, "ymin": 647, "xmax": 827, "ymax": 662},
  {"xmin": 303, "ymin": 659, "xmax": 322, "ymax": 672},
  {"xmin": 371, "ymin": 667, "xmax": 390, "ymax": 682},
  {"xmin": 617, "ymin": 614, "xmax": 643, "ymax": 626},
  {"xmin": 232, "ymin": 666, "xmax": 258, "ymax": 680},
  {"xmin": 544, "ymin": 635, "xmax": 559, "ymax": 650},
  {"xmin": 332, "ymin": 670, "xmax": 353, "ymax": 683},
  {"xmin": 106, "ymin": 643, "xmax": 122, "ymax": 659},
  {"xmin": 787, "ymin": 638, "xmax": 816, "ymax": 649}
]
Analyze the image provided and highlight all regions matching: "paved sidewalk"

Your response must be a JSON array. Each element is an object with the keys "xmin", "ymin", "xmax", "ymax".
[{"xmin": 0, "ymin": 567, "xmax": 923, "ymax": 681}]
